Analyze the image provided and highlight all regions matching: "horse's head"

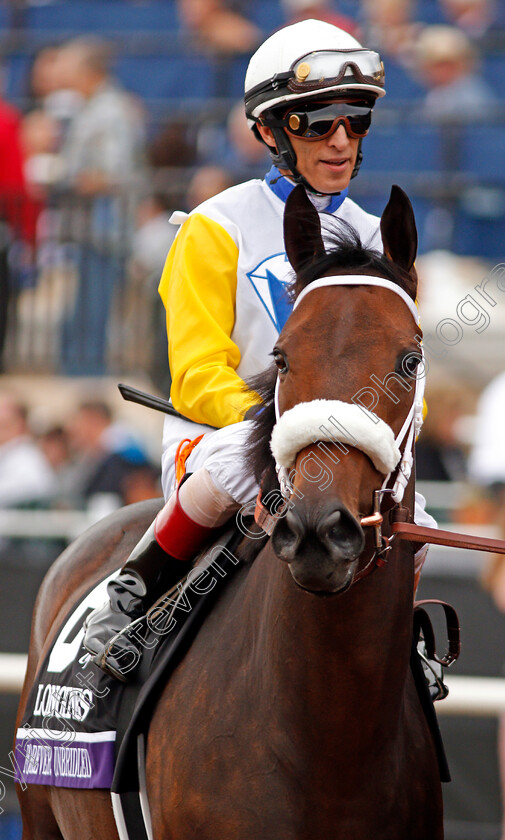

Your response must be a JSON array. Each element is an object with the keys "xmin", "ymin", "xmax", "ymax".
[{"xmin": 264, "ymin": 184, "xmax": 422, "ymax": 594}]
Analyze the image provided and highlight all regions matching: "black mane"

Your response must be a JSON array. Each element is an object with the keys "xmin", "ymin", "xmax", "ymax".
[
  {"xmin": 243, "ymin": 217, "xmax": 415, "ymax": 487},
  {"xmin": 243, "ymin": 363, "xmax": 278, "ymax": 489}
]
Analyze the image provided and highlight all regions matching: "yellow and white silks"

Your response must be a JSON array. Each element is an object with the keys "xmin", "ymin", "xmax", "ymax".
[{"xmin": 159, "ymin": 169, "xmax": 382, "ymax": 504}]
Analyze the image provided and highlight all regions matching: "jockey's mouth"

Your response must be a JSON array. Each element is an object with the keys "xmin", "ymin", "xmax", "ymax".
[{"xmin": 320, "ymin": 157, "xmax": 350, "ymax": 170}]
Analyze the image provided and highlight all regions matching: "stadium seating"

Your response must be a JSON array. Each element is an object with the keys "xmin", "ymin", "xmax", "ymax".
[
  {"xmin": 363, "ymin": 123, "xmax": 443, "ymax": 172},
  {"xmin": 24, "ymin": 0, "xmax": 179, "ymax": 32},
  {"xmin": 457, "ymin": 125, "xmax": 505, "ymax": 182},
  {"xmin": 0, "ymin": 0, "xmax": 503, "ymax": 261},
  {"xmin": 115, "ymin": 54, "xmax": 214, "ymax": 101},
  {"xmin": 482, "ymin": 54, "xmax": 505, "ymax": 99}
]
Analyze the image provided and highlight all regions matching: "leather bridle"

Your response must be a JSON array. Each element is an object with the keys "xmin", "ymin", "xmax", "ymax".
[{"xmin": 255, "ymin": 273, "xmax": 505, "ymax": 582}]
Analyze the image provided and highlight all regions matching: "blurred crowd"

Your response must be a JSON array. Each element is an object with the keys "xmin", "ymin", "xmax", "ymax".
[
  {"xmin": 0, "ymin": 390, "xmax": 162, "ymax": 514},
  {"xmin": 0, "ymin": 0, "xmax": 502, "ymax": 377},
  {"xmin": 0, "ymin": 0, "xmax": 503, "ymax": 523}
]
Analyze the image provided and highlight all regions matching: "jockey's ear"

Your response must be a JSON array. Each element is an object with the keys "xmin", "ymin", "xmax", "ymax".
[
  {"xmin": 284, "ymin": 184, "xmax": 325, "ymax": 274},
  {"xmin": 380, "ymin": 185, "xmax": 418, "ymax": 277}
]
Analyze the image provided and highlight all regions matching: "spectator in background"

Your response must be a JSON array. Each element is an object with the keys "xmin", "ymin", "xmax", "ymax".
[
  {"xmin": 27, "ymin": 45, "xmax": 84, "ymax": 144},
  {"xmin": 415, "ymin": 383, "xmax": 470, "ymax": 482},
  {"xmin": 28, "ymin": 45, "xmax": 63, "ymax": 107},
  {"xmin": 198, "ymin": 100, "xmax": 268, "ymax": 181},
  {"xmin": 124, "ymin": 194, "xmax": 176, "ymax": 386},
  {"xmin": 122, "ymin": 464, "xmax": 162, "ymax": 506},
  {"xmin": 225, "ymin": 100, "xmax": 270, "ymax": 175},
  {"xmin": 281, "ymin": 0, "xmax": 361, "ymax": 35},
  {"xmin": 21, "ymin": 44, "xmax": 83, "ymax": 192},
  {"xmin": 186, "ymin": 165, "xmax": 233, "ymax": 210},
  {"xmin": 439, "ymin": 0, "xmax": 498, "ymax": 41},
  {"xmin": 148, "ymin": 120, "xmax": 197, "ymax": 171},
  {"xmin": 55, "ymin": 36, "xmax": 146, "ymax": 376},
  {"xmin": 468, "ymin": 370, "xmax": 505, "ymax": 528},
  {"xmin": 0, "ymin": 393, "xmax": 55, "ymax": 508},
  {"xmin": 197, "ymin": 99, "xmax": 269, "ymax": 180},
  {"xmin": 0, "ymin": 92, "xmax": 39, "ymax": 371},
  {"xmin": 360, "ymin": 0, "xmax": 421, "ymax": 63},
  {"xmin": 177, "ymin": 0, "xmax": 261, "ymax": 55},
  {"xmin": 415, "ymin": 24, "xmax": 496, "ymax": 120},
  {"xmin": 468, "ymin": 370, "xmax": 505, "ymax": 492},
  {"xmin": 38, "ymin": 424, "xmax": 72, "ymax": 476},
  {"xmin": 21, "ymin": 109, "xmax": 63, "ymax": 193},
  {"xmin": 63, "ymin": 401, "xmax": 151, "ymax": 512},
  {"xmin": 131, "ymin": 194, "xmax": 176, "ymax": 281},
  {"xmin": 58, "ymin": 37, "xmax": 146, "ymax": 194}
]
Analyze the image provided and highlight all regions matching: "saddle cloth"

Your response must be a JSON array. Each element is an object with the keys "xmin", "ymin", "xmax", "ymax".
[{"xmin": 14, "ymin": 528, "xmax": 242, "ymax": 790}]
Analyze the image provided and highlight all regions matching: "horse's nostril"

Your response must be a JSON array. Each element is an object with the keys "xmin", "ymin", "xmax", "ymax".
[
  {"xmin": 272, "ymin": 509, "xmax": 303, "ymax": 563},
  {"xmin": 319, "ymin": 509, "xmax": 365, "ymax": 558},
  {"xmin": 325, "ymin": 511, "xmax": 342, "ymax": 542}
]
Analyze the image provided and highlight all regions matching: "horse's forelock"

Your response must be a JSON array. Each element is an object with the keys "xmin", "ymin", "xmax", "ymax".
[{"xmin": 293, "ymin": 217, "xmax": 416, "ymax": 302}]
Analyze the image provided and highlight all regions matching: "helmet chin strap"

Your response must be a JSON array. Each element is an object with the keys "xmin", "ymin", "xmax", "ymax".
[{"xmin": 269, "ymin": 126, "xmax": 363, "ymax": 195}]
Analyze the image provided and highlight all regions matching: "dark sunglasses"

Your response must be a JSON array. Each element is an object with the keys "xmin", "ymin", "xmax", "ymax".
[{"xmin": 282, "ymin": 102, "xmax": 372, "ymax": 141}]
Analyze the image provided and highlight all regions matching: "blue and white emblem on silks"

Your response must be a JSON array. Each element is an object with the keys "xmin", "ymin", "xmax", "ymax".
[{"xmin": 247, "ymin": 252, "xmax": 293, "ymax": 333}]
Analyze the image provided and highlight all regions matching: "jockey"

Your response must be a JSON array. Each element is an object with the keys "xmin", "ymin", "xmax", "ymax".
[{"xmin": 84, "ymin": 18, "xmax": 435, "ymax": 679}]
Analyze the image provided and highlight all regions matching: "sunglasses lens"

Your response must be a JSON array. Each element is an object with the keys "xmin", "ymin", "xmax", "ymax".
[{"xmin": 286, "ymin": 104, "xmax": 371, "ymax": 140}]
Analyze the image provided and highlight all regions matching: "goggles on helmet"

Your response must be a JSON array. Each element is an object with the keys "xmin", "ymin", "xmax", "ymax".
[
  {"xmin": 289, "ymin": 49, "xmax": 384, "ymax": 93},
  {"xmin": 279, "ymin": 101, "xmax": 372, "ymax": 141}
]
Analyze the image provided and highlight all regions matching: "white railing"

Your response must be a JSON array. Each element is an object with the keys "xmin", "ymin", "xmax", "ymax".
[
  {"xmin": 0, "ymin": 654, "xmax": 28, "ymax": 693},
  {"xmin": 439, "ymin": 676, "xmax": 505, "ymax": 717},
  {"xmin": 0, "ymin": 509, "xmax": 105, "ymax": 541}
]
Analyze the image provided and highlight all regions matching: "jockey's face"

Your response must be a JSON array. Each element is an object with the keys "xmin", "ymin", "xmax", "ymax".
[
  {"xmin": 287, "ymin": 121, "xmax": 360, "ymax": 193},
  {"xmin": 257, "ymin": 98, "xmax": 362, "ymax": 194}
]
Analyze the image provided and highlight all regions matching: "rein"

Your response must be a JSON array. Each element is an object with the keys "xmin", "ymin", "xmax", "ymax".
[{"xmin": 391, "ymin": 521, "xmax": 505, "ymax": 555}]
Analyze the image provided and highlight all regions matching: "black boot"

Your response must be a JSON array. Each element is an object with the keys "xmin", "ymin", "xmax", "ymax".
[{"xmin": 83, "ymin": 522, "xmax": 189, "ymax": 680}]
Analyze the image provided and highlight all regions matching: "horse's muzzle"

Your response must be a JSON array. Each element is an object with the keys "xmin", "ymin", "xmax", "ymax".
[{"xmin": 271, "ymin": 502, "xmax": 365, "ymax": 594}]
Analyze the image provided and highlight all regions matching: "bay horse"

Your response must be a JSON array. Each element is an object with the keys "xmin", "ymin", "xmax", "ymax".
[{"xmin": 16, "ymin": 184, "xmax": 444, "ymax": 839}]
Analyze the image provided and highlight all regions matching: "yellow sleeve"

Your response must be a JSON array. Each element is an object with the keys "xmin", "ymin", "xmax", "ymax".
[{"xmin": 159, "ymin": 212, "xmax": 258, "ymax": 428}]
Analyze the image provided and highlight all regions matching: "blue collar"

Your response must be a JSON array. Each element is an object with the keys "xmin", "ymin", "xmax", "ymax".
[{"xmin": 265, "ymin": 165, "xmax": 348, "ymax": 213}]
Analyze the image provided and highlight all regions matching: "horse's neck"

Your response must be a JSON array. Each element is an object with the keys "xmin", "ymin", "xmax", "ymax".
[{"xmin": 239, "ymin": 536, "xmax": 414, "ymax": 752}]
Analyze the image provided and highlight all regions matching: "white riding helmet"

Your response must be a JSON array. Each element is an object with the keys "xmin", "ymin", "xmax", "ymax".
[
  {"xmin": 244, "ymin": 19, "xmax": 385, "ymax": 124},
  {"xmin": 244, "ymin": 19, "xmax": 386, "ymax": 191}
]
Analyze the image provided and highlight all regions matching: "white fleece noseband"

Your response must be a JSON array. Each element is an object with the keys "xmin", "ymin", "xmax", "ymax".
[
  {"xmin": 270, "ymin": 275, "xmax": 425, "ymax": 504},
  {"xmin": 271, "ymin": 400, "xmax": 400, "ymax": 474}
]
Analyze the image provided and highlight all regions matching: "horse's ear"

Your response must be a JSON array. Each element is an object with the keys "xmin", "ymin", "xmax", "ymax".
[
  {"xmin": 380, "ymin": 185, "xmax": 418, "ymax": 278},
  {"xmin": 284, "ymin": 184, "xmax": 325, "ymax": 273}
]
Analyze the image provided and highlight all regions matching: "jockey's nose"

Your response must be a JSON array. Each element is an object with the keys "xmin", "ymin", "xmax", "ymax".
[{"xmin": 328, "ymin": 122, "xmax": 351, "ymax": 146}]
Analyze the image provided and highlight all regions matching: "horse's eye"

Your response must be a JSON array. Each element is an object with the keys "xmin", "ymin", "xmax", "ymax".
[
  {"xmin": 273, "ymin": 349, "xmax": 289, "ymax": 374},
  {"xmin": 396, "ymin": 351, "xmax": 421, "ymax": 379}
]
